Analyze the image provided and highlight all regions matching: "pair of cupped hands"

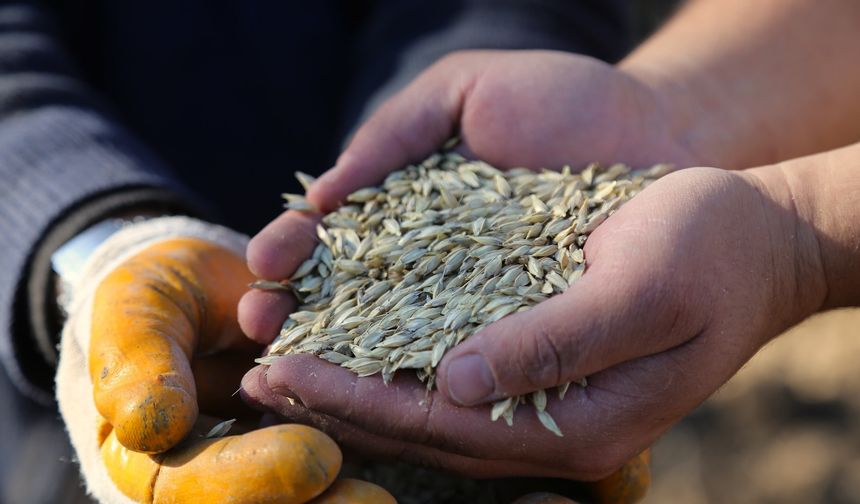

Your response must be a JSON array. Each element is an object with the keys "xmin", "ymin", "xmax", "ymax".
[{"xmin": 92, "ymin": 50, "xmax": 829, "ymax": 488}]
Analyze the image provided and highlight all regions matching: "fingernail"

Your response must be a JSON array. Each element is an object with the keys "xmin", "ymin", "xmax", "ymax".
[
  {"xmin": 445, "ymin": 354, "xmax": 495, "ymax": 405},
  {"xmin": 265, "ymin": 371, "xmax": 303, "ymax": 404},
  {"xmin": 269, "ymin": 384, "xmax": 299, "ymax": 400},
  {"xmin": 270, "ymin": 386, "xmax": 304, "ymax": 407}
]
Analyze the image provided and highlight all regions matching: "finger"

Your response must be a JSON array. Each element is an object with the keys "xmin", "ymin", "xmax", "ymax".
[
  {"xmin": 237, "ymin": 288, "xmax": 296, "ymax": 345},
  {"xmin": 155, "ymin": 424, "xmax": 340, "ymax": 503},
  {"xmin": 435, "ymin": 249, "xmax": 703, "ymax": 407},
  {"xmin": 246, "ymin": 209, "xmax": 321, "ymax": 280},
  {"xmin": 246, "ymin": 362, "xmax": 653, "ymax": 484},
  {"xmin": 306, "ymin": 54, "xmax": 478, "ymax": 211},
  {"xmin": 90, "ymin": 238, "xmax": 254, "ymax": 453},
  {"xmin": 549, "ymin": 326, "xmax": 755, "ymax": 480},
  {"xmin": 249, "ymin": 316, "xmax": 721, "ymax": 485},
  {"xmin": 252, "ymin": 355, "xmax": 581, "ymax": 464},
  {"xmin": 99, "ymin": 427, "xmax": 163, "ymax": 502},
  {"xmin": 100, "ymin": 422, "xmax": 341, "ymax": 504},
  {"xmin": 240, "ymin": 365, "xmax": 559, "ymax": 479}
]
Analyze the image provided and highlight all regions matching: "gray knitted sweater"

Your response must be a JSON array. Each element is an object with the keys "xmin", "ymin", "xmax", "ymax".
[{"xmin": 0, "ymin": 0, "xmax": 631, "ymax": 403}]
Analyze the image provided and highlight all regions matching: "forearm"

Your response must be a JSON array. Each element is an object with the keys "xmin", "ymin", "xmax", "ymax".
[
  {"xmin": 0, "ymin": 117, "xmax": 195, "ymax": 401},
  {"xmin": 621, "ymin": 0, "xmax": 860, "ymax": 169},
  {"xmin": 0, "ymin": 2, "xmax": 200, "ymax": 401},
  {"xmin": 750, "ymin": 142, "xmax": 860, "ymax": 311}
]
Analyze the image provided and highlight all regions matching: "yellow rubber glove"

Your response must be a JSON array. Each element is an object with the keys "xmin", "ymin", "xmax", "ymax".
[{"xmin": 56, "ymin": 218, "xmax": 392, "ymax": 504}]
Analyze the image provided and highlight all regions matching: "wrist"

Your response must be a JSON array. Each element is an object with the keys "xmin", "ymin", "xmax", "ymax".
[
  {"xmin": 52, "ymin": 213, "xmax": 160, "ymax": 316},
  {"xmin": 27, "ymin": 188, "xmax": 194, "ymax": 370},
  {"xmin": 742, "ymin": 163, "xmax": 827, "ymax": 328},
  {"xmin": 618, "ymin": 55, "xmax": 785, "ymax": 170},
  {"xmin": 746, "ymin": 145, "xmax": 860, "ymax": 313},
  {"xmin": 607, "ymin": 65, "xmax": 702, "ymax": 169},
  {"xmin": 749, "ymin": 145, "xmax": 860, "ymax": 310}
]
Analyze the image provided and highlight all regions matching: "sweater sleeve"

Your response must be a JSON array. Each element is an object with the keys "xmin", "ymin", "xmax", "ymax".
[
  {"xmin": 0, "ymin": 2, "xmax": 200, "ymax": 403},
  {"xmin": 338, "ymin": 0, "xmax": 632, "ymax": 140}
]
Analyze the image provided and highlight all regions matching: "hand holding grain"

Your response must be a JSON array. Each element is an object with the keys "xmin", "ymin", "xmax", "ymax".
[
  {"xmin": 242, "ymin": 166, "xmax": 826, "ymax": 481},
  {"xmin": 239, "ymin": 48, "xmax": 699, "ymax": 350}
]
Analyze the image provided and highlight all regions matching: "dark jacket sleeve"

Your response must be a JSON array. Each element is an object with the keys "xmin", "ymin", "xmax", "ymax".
[
  {"xmin": 0, "ymin": 2, "xmax": 199, "ymax": 403},
  {"xmin": 339, "ymin": 0, "xmax": 632, "ymax": 140}
]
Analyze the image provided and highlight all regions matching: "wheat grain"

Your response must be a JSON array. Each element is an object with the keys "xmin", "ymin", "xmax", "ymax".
[{"xmin": 258, "ymin": 149, "xmax": 670, "ymax": 435}]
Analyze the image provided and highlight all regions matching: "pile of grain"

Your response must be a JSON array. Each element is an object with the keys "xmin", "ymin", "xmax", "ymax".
[{"xmin": 256, "ymin": 150, "xmax": 669, "ymax": 435}]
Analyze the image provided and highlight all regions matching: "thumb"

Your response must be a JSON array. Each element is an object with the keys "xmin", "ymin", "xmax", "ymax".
[
  {"xmin": 100, "ymin": 420, "xmax": 342, "ymax": 503},
  {"xmin": 435, "ymin": 268, "xmax": 694, "ymax": 406},
  {"xmin": 306, "ymin": 54, "xmax": 478, "ymax": 212},
  {"xmin": 89, "ymin": 238, "xmax": 255, "ymax": 453}
]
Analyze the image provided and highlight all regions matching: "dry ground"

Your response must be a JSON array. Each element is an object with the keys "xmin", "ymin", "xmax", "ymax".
[{"xmin": 645, "ymin": 309, "xmax": 860, "ymax": 504}]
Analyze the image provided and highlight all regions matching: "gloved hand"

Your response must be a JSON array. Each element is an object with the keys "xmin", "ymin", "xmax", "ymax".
[{"xmin": 56, "ymin": 217, "xmax": 392, "ymax": 503}]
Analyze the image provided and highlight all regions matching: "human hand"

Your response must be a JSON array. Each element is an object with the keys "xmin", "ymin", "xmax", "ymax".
[
  {"xmin": 302, "ymin": 50, "xmax": 698, "ymax": 209},
  {"xmin": 235, "ymin": 49, "xmax": 745, "ymax": 488},
  {"xmin": 56, "ymin": 218, "xmax": 388, "ymax": 503},
  {"xmin": 240, "ymin": 49, "xmax": 701, "ymax": 340},
  {"xmin": 241, "ymin": 166, "xmax": 826, "ymax": 482}
]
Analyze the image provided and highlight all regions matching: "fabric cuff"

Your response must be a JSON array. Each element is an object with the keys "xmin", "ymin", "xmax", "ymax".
[{"xmin": 25, "ymin": 187, "xmax": 200, "ymax": 379}]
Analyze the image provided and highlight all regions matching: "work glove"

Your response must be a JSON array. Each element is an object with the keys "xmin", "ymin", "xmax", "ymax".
[{"xmin": 56, "ymin": 217, "xmax": 393, "ymax": 504}]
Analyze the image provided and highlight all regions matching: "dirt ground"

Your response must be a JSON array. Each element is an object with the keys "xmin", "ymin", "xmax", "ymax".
[{"xmin": 645, "ymin": 309, "xmax": 860, "ymax": 504}]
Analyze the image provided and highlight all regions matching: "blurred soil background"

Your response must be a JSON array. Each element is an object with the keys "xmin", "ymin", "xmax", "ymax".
[{"xmin": 645, "ymin": 309, "xmax": 860, "ymax": 504}]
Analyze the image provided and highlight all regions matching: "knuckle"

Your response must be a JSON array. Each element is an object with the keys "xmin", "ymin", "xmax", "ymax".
[
  {"xmin": 418, "ymin": 392, "xmax": 445, "ymax": 445},
  {"xmin": 515, "ymin": 321, "xmax": 565, "ymax": 390},
  {"xmin": 392, "ymin": 387, "xmax": 437, "ymax": 445}
]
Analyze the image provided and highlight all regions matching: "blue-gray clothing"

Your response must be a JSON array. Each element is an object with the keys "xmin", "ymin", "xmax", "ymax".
[
  {"xmin": 0, "ymin": 1, "xmax": 632, "ymax": 501},
  {"xmin": 0, "ymin": 0, "xmax": 631, "ymax": 404}
]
